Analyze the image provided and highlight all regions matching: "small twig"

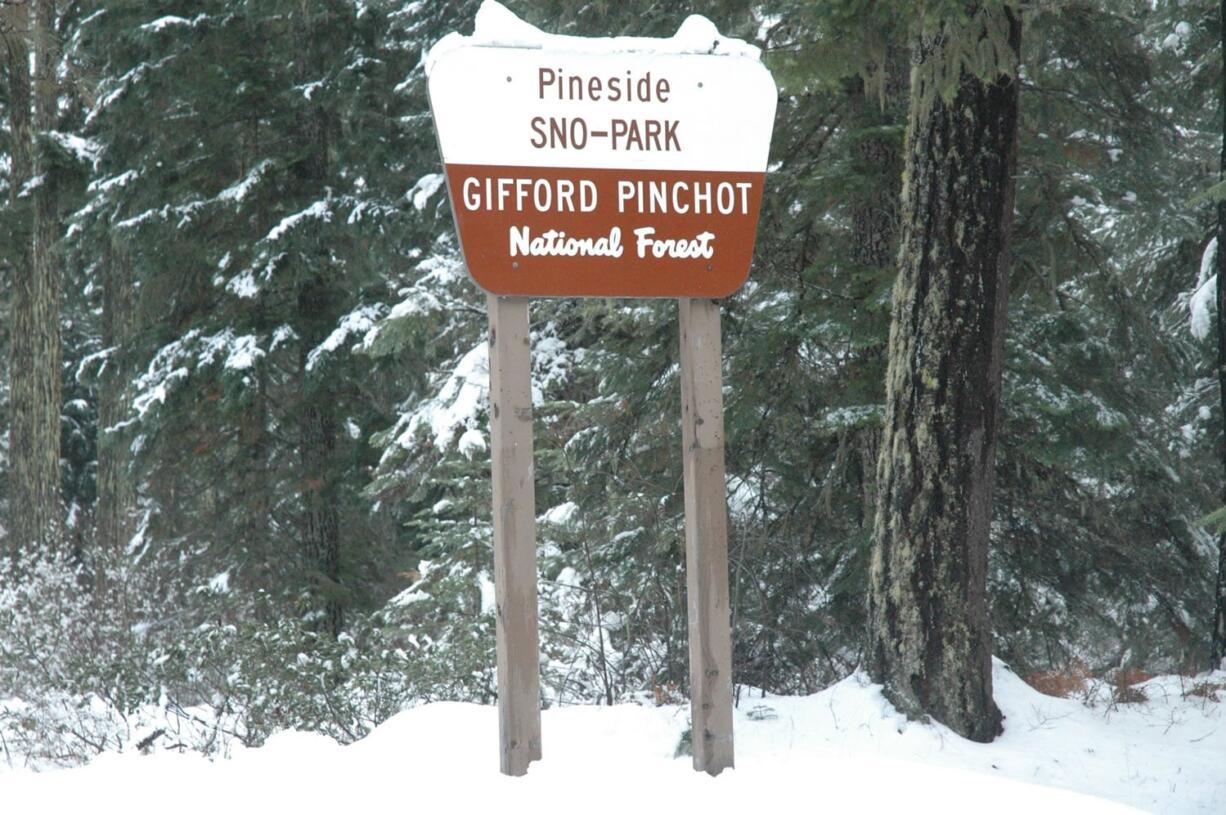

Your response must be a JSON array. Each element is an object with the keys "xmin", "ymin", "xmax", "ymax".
[{"xmin": 136, "ymin": 728, "xmax": 166, "ymax": 752}]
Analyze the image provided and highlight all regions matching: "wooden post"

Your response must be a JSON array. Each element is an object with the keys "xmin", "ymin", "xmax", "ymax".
[
  {"xmin": 488, "ymin": 294, "xmax": 542, "ymax": 776},
  {"xmin": 678, "ymin": 297, "xmax": 735, "ymax": 775}
]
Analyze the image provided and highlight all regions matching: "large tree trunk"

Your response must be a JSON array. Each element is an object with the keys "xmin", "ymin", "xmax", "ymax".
[
  {"xmin": 8, "ymin": 0, "xmax": 62, "ymax": 558},
  {"xmin": 868, "ymin": 6, "xmax": 1021, "ymax": 742},
  {"xmin": 1212, "ymin": 0, "xmax": 1226, "ymax": 668},
  {"xmin": 96, "ymin": 239, "xmax": 136, "ymax": 554}
]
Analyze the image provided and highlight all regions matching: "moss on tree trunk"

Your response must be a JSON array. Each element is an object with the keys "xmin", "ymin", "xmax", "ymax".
[{"xmin": 867, "ymin": 4, "xmax": 1021, "ymax": 743}]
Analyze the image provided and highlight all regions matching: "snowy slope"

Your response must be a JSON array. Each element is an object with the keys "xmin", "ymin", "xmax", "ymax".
[{"xmin": 1, "ymin": 661, "xmax": 1220, "ymax": 814}]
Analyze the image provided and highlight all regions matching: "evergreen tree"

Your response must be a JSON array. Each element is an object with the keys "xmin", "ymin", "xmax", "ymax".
[
  {"xmin": 988, "ymin": 0, "xmax": 1217, "ymax": 673},
  {"xmin": 68, "ymin": 0, "xmax": 438, "ymax": 629}
]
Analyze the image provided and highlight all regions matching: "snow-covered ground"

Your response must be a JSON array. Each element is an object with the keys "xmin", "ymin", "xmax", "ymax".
[{"xmin": 1, "ymin": 661, "xmax": 1220, "ymax": 814}]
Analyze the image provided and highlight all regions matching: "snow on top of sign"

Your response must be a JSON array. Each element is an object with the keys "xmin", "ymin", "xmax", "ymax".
[{"xmin": 426, "ymin": 0, "xmax": 759, "ymax": 75}]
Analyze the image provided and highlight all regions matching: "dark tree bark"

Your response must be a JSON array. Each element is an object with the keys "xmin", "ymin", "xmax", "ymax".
[
  {"xmin": 7, "ymin": 0, "xmax": 62, "ymax": 558},
  {"xmin": 848, "ymin": 45, "xmax": 906, "ymax": 532},
  {"xmin": 295, "ymin": 4, "xmax": 344, "ymax": 638},
  {"xmin": 868, "ymin": 6, "xmax": 1022, "ymax": 742},
  {"xmin": 1212, "ymin": 0, "xmax": 1226, "ymax": 668},
  {"xmin": 2, "ymin": 3, "xmax": 31, "ymax": 563},
  {"xmin": 237, "ymin": 327, "xmax": 273, "ymax": 599},
  {"xmin": 299, "ymin": 276, "xmax": 344, "ymax": 639},
  {"xmin": 849, "ymin": 50, "xmax": 905, "ymax": 274},
  {"xmin": 96, "ymin": 239, "xmax": 137, "ymax": 554},
  {"xmin": 234, "ymin": 114, "xmax": 275, "ymax": 606}
]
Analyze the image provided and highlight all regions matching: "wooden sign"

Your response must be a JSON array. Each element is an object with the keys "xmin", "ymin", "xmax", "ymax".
[
  {"xmin": 428, "ymin": 47, "xmax": 776, "ymax": 298},
  {"xmin": 425, "ymin": 4, "xmax": 777, "ymax": 780}
]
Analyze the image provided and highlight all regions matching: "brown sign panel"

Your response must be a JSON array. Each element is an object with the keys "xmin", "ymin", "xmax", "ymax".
[{"xmin": 445, "ymin": 164, "xmax": 765, "ymax": 298}]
